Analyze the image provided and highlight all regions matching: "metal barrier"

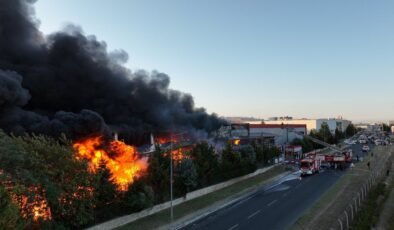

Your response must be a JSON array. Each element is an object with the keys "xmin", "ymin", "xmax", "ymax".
[{"xmin": 329, "ymin": 150, "xmax": 392, "ymax": 230}]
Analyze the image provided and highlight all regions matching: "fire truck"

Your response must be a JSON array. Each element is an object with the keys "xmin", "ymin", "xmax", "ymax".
[
  {"xmin": 300, "ymin": 152, "xmax": 322, "ymax": 175},
  {"xmin": 295, "ymin": 132, "xmax": 353, "ymax": 176}
]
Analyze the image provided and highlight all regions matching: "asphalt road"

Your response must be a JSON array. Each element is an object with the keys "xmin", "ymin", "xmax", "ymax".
[{"xmin": 182, "ymin": 143, "xmax": 373, "ymax": 230}]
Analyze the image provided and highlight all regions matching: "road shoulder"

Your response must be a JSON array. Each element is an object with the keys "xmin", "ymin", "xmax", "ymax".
[
  {"xmin": 116, "ymin": 165, "xmax": 291, "ymax": 230},
  {"xmin": 375, "ymin": 158, "xmax": 394, "ymax": 230}
]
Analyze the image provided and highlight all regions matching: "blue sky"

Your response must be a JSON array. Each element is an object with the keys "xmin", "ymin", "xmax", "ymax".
[{"xmin": 35, "ymin": 0, "xmax": 394, "ymax": 122}]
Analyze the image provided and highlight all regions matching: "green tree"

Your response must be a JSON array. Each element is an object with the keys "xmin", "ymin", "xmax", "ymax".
[
  {"xmin": 94, "ymin": 161, "xmax": 118, "ymax": 209},
  {"xmin": 0, "ymin": 185, "xmax": 24, "ymax": 229},
  {"xmin": 264, "ymin": 147, "xmax": 281, "ymax": 164},
  {"xmin": 334, "ymin": 128, "xmax": 345, "ymax": 144},
  {"xmin": 345, "ymin": 124, "xmax": 357, "ymax": 137},
  {"xmin": 122, "ymin": 178, "xmax": 154, "ymax": 212},
  {"xmin": 174, "ymin": 158, "xmax": 198, "ymax": 196},
  {"xmin": 251, "ymin": 141, "xmax": 265, "ymax": 164},
  {"xmin": 146, "ymin": 146, "xmax": 170, "ymax": 203},
  {"xmin": 319, "ymin": 122, "xmax": 334, "ymax": 143},
  {"xmin": 240, "ymin": 145, "xmax": 256, "ymax": 164},
  {"xmin": 291, "ymin": 138, "xmax": 314, "ymax": 153},
  {"xmin": 239, "ymin": 145, "xmax": 257, "ymax": 173},
  {"xmin": 189, "ymin": 142, "xmax": 220, "ymax": 187},
  {"xmin": 220, "ymin": 143, "xmax": 243, "ymax": 179},
  {"xmin": 382, "ymin": 123, "xmax": 390, "ymax": 132},
  {"xmin": 0, "ymin": 131, "xmax": 96, "ymax": 228}
]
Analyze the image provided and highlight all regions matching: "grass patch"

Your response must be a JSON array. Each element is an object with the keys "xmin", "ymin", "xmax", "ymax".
[
  {"xmin": 352, "ymin": 182, "xmax": 389, "ymax": 229},
  {"xmin": 116, "ymin": 165, "xmax": 287, "ymax": 230}
]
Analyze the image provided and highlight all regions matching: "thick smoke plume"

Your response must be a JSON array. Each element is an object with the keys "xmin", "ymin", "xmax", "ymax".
[{"xmin": 0, "ymin": 0, "xmax": 225, "ymax": 143}]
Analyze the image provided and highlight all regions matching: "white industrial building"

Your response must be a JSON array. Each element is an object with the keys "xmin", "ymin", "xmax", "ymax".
[
  {"xmin": 264, "ymin": 118, "xmax": 351, "ymax": 134},
  {"xmin": 248, "ymin": 124, "xmax": 307, "ymax": 145}
]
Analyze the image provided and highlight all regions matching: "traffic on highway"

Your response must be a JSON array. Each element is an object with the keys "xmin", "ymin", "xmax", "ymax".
[{"xmin": 182, "ymin": 131, "xmax": 383, "ymax": 230}]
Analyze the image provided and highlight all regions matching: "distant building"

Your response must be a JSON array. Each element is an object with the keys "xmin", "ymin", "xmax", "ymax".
[
  {"xmin": 229, "ymin": 123, "xmax": 307, "ymax": 146},
  {"xmin": 249, "ymin": 124, "xmax": 307, "ymax": 145},
  {"xmin": 264, "ymin": 118, "xmax": 351, "ymax": 134}
]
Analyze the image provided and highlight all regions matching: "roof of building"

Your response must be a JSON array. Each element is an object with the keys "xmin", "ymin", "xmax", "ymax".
[{"xmin": 249, "ymin": 124, "xmax": 307, "ymax": 129}]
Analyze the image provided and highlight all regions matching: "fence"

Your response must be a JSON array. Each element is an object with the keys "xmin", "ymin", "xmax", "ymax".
[{"xmin": 329, "ymin": 151, "xmax": 392, "ymax": 230}]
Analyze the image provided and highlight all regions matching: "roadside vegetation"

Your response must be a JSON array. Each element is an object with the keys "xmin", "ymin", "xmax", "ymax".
[
  {"xmin": 352, "ymin": 182, "xmax": 390, "ymax": 229},
  {"xmin": 0, "ymin": 129, "xmax": 281, "ymax": 229},
  {"xmin": 291, "ymin": 122, "xmax": 357, "ymax": 153}
]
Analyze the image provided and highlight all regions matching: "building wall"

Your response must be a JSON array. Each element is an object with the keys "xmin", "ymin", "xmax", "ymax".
[
  {"xmin": 264, "ymin": 119, "xmax": 351, "ymax": 134},
  {"xmin": 264, "ymin": 120, "xmax": 317, "ymax": 133},
  {"xmin": 249, "ymin": 124, "xmax": 307, "ymax": 145}
]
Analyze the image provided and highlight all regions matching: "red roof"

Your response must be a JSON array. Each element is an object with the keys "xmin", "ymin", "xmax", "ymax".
[{"xmin": 249, "ymin": 124, "xmax": 306, "ymax": 129}]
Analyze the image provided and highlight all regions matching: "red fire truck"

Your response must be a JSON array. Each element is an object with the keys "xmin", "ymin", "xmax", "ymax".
[{"xmin": 296, "ymin": 133, "xmax": 353, "ymax": 176}]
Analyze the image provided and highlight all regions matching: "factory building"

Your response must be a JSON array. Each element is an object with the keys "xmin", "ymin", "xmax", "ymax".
[
  {"xmin": 249, "ymin": 124, "xmax": 307, "ymax": 146},
  {"xmin": 230, "ymin": 123, "xmax": 307, "ymax": 146},
  {"xmin": 264, "ymin": 118, "xmax": 351, "ymax": 134}
]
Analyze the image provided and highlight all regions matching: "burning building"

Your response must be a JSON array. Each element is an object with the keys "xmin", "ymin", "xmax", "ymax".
[
  {"xmin": 73, "ymin": 136, "xmax": 148, "ymax": 191},
  {"xmin": 0, "ymin": 0, "xmax": 227, "ymax": 226}
]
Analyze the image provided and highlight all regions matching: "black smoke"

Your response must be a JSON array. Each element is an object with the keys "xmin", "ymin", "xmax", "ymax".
[{"xmin": 0, "ymin": 0, "xmax": 226, "ymax": 143}]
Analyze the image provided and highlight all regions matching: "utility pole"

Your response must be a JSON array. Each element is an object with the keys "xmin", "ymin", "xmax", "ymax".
[
  {"xmin": 170, "ymin": 133, "xmax": 173, "ymax": 230},
  {"xmin": 169, "ymin": 131, "xmax": 186, "ymax": 229}
]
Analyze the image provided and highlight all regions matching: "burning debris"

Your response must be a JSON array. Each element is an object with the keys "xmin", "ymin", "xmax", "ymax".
[
  {"xmin": 73, "ymin": 137, "xmax": 147, "ymax": 191},
  {"xmin": 0, "ymin": 0, "xmax": 227, "ymax": 227},
  {"xmin": 171, "ymin": 146, "xmax": 193, "ymax": 162}
]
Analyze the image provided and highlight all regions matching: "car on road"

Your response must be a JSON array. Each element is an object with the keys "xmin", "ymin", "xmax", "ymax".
[
  {"xmin": 362, "ymin": 145, "xmax": 370, "ymax": 152},
  {"xmin": 359, "ymin": 139, "xmax": 367, "ymax": 144}
]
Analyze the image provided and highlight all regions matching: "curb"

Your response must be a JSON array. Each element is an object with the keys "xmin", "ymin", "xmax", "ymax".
[{"xmin": 173, "ymin": 170, "xmax": 294, "ymax": 230}]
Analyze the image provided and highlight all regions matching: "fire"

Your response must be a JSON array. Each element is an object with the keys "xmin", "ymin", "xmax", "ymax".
[
  {"xmin": 73, "ymin": 137, "xmax": 147, "ymax": 191},
  {"xmin": 9, "ymin": 186, "xmax": 52, "ymax": 222},
  {"xmin": 155, "ymin": 133, "xmax": 187, "ymax": 145},
  {"xmin": 170, "ymin": 146, "xmax": 192, "ymax": 162},
  {"xmin": 31, "ymin": 199, "xmax": 51, "ymax": 221},
  {"xmin": 156, "ymin": 137, "xmax": 170, "ymax": 144},
  {"xmin": 233, "ymin": 139, "xmax": 241, "ymax": 145}
]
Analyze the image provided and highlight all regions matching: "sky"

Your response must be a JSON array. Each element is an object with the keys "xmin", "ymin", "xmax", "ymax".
[{"xmin": 34, "ymin": 0, "xmax": 394, "ymax": 122}]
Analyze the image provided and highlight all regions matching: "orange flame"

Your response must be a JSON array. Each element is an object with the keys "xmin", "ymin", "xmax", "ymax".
[
  {"xmin": 233, "ymin": 139, "xmax": 241, "ymax": 145},
  {"xmin": 73, "ymin": 137, "xmax": 147, "ymax": 191},
  {"xmin": 9, "ymin": 186, "xmax": 52, "ymax": 222},
  {"xmin": 170, "ymin": 146, "xmax": 192, "ymax": 162}
]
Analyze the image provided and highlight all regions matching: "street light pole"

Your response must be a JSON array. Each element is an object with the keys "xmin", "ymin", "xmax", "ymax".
[
  {"xmin": 169, "ymin": 131, "xmax": 186, "ymax": 229},
  {"xmin": 170, "ymin": 133, "xmax": 174, "ymax": 229}
]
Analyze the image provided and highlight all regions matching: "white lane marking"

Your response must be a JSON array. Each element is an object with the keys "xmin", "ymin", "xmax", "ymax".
[
  {"xmin": 247, "ymin": 210, "xmax": 261, "ymax": 219},
  {"xmin": 228, "ymin": 224, "xmax": 239, "ymax": 230},
  {"xmin": 267, "ymin": 200, "xmax": 278, "ymax": 207}
]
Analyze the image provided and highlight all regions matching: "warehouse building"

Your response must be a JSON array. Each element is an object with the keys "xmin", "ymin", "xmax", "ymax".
[{"xmin": 264, "ymin": 118, "xmax": 351, "ymax": 134}]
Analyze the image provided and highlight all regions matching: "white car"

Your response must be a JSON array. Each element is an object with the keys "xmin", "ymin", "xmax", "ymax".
[
  {"xmin": 362, "ymin": 145, "xmax": 370, "ymax": 152},
  {"xmin": 359, "ymin": 139, "xmax": 367, "ymax": 144}
]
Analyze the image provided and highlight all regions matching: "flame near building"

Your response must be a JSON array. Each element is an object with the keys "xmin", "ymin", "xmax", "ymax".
[{"xmin": 73, "ymin": 137, "xmax": 147, "ymax": 191}]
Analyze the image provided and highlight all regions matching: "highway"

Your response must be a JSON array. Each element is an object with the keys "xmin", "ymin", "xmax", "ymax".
[{"xmin": 182, "ymin": 143, "xmax": 373, "ymax": 230}]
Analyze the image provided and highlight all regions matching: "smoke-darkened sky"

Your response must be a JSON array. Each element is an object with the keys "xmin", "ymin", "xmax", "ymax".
[
  {"xmin": 34, "ymin": 0, "xmax": 394, "ymax": 122},
  {"xmin": 0, "ymin": 0, "xmax": 225, "ymax": 141}
]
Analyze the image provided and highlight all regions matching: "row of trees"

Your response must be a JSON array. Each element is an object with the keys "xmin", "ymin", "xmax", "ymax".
[
  {"xmin": 0, "ymin": 130, "xmax": 280, "ymax": 229},
  {"xmin": 291, "ymin": 122, "xmax": 359, "ymax": 153}
]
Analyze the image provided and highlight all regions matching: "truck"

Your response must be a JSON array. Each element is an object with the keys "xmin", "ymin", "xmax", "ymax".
[
  {"xmin": 300, "ymin": 152, "xmax": 322, "ymax": 176},
  {"xmin": 294, "ymin": 132, "xmax": 353, "ymax": 175}
]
